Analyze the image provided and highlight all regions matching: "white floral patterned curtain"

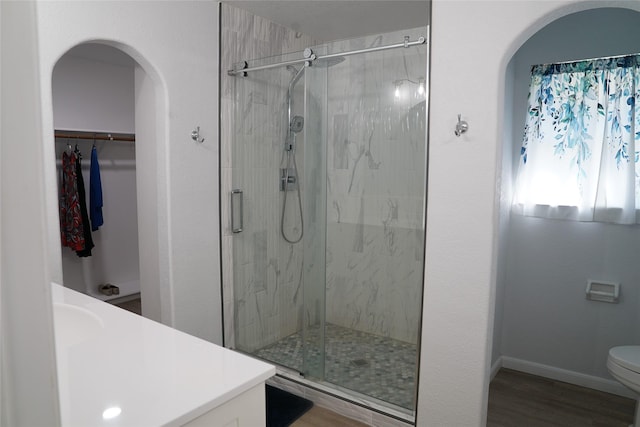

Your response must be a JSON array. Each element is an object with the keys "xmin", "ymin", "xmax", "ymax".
[{"xmin": 512, "ymin": 54, "xmax": 640, "ymax": 224}]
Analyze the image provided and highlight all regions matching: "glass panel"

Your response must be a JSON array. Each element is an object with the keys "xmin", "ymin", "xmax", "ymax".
[
  {"xmin": 226, "ymin": 26, "xmax": 428, "ymax": 415},
  {"xmin": 231, "ymin": 50, "xmax": 307, "ymax": 374},
  {"xmin": 320, "ymin": 27, "xmax": 427, "ymax": 411},
  {"xmin": 301, "ymin": 61, "xmax": 328, "ymax": 379}
]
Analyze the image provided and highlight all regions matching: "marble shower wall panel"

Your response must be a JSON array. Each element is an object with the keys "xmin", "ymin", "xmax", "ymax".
[
  {"xmin": 325, "ymin": 27, "xmax": 427, "ymax": 344},
  {"xmin": 332, "ymin": 114, "xmax": 350, "ymax": 170},
  {"xmin": 325, "ymin": 223, "xmax": 424, "ymax": 343},
  {"xmin": 221, "ymin": 3, "xmax": 316, "ymax": 352}
]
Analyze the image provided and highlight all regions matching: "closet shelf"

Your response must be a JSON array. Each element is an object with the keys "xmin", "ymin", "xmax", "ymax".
[{"xmin": 54, "ymin": 129, "xmax": 135, "ymax": 143}]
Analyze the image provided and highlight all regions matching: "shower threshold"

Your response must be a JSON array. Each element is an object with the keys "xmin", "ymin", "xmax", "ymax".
[
  {"xmin": 253, "ymin": 323, "xmax": 417, "ymax": 418},
  {"xmin": 272, "ymin": 367, "xmax": 415, "ymax": 424}
]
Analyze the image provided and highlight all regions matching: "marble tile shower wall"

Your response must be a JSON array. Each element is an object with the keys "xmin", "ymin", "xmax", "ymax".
[
  {"xmin": 221, "ymin": 4, "xmax": 317, "ymax": 352},
  {"xmin": 222, "ymin": 4, "xmax": 427, "ymax": 351},
  {"xmin": 324, "ymin": 28, "xmax": 427, "ymax": 344}
]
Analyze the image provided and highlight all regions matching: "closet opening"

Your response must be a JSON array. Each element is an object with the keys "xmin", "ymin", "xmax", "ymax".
[{"xmin": 52, "ymin": 43, "xmax": 145, "ymax": 316}]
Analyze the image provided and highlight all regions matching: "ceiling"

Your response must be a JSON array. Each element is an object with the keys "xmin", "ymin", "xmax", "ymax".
[
  {"xmin": 62, "ymin": 1, "xmax": 429, "ymax": 65},
  {"xmin": 227, "ymin": 1, "xmax": 430, "ymax": 42}
]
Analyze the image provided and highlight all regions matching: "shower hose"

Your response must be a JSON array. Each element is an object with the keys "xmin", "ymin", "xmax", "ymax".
[{"xmin": 281, "ymin": 144, "xmax": 304, "ymax": 244}]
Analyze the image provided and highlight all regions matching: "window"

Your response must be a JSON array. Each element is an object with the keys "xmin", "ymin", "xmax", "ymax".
[{"xmin": 512, "ymin": 54, "xmax": 640, "ymax": 224}]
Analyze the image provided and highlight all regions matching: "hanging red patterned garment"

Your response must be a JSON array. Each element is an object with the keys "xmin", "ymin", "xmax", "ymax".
[{"xmin": 60, "ymin": 151, "xmax": 86, "ymax": 251}]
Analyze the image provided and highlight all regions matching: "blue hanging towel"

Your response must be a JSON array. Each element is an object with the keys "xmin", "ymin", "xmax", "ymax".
[{"xmin": 89, "ymin": 146, "xmax": 104, "ymax": 231}]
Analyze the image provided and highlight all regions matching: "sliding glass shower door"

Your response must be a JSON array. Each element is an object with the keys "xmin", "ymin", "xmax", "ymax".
[
  {"xmin": 229, "ymin": 49, "xmax": 308, "ymax": 371},
  {"xmin": 229, "ymin": 47, "xmax": 329, "ymax": 378},
  {"xmin": 225, "ymin": 26, "xmax": 428, "ymax": 413}
]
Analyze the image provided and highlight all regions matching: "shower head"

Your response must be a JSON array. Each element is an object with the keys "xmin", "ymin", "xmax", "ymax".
[
  {"xmin": 286, "ymin": 56, "xmax": 344, "ymax": 89},
  {"xmin": 290, "ymin": 116, "xmax": 304, "ymax": 134},
  {"xmin": 312, "ymin": 56, "xmax": 345, "ymax": 68},
  {"xmin": 287, "ymin": 56, "xmax": 344, "ymax": 76}
]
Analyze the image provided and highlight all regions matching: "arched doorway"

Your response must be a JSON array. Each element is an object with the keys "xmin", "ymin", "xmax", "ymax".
[
  {"xmin": 50, "ymin": 42, "xmax": 168, "ymax": 324},
  {"xmin": 493, "ymin": 4, "xmax": 640, "ymax": 414}
]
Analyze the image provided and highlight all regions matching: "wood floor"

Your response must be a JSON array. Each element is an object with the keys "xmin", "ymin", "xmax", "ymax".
[
  {"xmin": 111, "ymin": 297, "xmax": 142, "ymax": 315},
  {"xmin": 487, "ymin": 368, "xmax": 635, "ymax": 427},
  {"xmin": 292, "ymin": 406, "xmax": 369, "ymax": 427},
  {"xmin": 292, "ymin": 369, "xmax": 636, "ymax": 427}
]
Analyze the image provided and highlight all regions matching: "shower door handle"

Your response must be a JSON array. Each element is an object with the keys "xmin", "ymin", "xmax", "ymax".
[{"xmin": 231, "ymin": 189, "xmax": 243, "ymax": 233}]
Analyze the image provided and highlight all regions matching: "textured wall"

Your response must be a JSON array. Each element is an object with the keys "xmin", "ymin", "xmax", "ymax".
[
  {"xmin": 36, "ymin": 0, "xmax": 222, "ymax": 343},
  {"xmin": 419, "ymin": 1, "xmax": 640, "ymax": 425}
]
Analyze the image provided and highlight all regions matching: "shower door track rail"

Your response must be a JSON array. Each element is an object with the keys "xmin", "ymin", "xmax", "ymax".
[{"xmin": 228, "ymin": 35, "xmax": 426, "ymax": 76}]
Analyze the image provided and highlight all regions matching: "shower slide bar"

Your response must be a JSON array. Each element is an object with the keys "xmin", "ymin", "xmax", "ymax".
[{"xmin": 228, "ymin": 35, "xmax": 426, "ymax": 76}]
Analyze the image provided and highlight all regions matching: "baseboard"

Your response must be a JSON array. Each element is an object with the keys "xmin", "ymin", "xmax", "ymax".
[
  {"xmin": 501, "ymin": 356, "xmax": 636, "ymax": 399},
  {"xmin": 490, "ymin": 356, "xmax": 502, "ymax": 381}
]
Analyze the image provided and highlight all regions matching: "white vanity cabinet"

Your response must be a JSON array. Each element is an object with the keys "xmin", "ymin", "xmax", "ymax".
[
  {"xmin": 182, "ymin": 384, "xmax": 265, "ymax": 426},
  {"xmin": 52, "ymin": 284, "xmax": 275, "ymax": 427}
]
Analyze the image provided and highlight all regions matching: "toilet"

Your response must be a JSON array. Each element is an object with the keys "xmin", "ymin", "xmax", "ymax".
[{"xmin": 607, "ymin": 346, "xmax": 640, "ymax": 427}]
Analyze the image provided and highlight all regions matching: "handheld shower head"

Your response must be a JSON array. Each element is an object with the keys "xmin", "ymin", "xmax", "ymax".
[{"xmin": 285, "ymin": 116, "xmax": 304, "ymax": 151}]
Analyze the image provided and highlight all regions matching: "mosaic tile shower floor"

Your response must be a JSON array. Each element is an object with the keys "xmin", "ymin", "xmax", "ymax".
[{"xmin": 254, "ymin": 323, "xmax": 417, "ymax": 409}]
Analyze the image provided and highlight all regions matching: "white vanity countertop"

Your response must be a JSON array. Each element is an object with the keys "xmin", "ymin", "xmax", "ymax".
[{"xmin": 52, "ymin": 284, "xmax": 275, "ymax": 427}]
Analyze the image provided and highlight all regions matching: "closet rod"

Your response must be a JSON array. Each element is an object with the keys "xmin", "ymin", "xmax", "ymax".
[{"xmin": 54, "ymin": 129, "xmax": 135, "ymax": 142}]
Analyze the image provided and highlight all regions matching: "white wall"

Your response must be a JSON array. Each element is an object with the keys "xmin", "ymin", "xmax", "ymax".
[
  {"xmin": 492, "ymin": 58, "xmax": 515, "ymax": 371},
  {"xmin": 1, "ymin": 1, "xmax": 60, "ymax": 425},
  {"xmin": 497, "ymin": 7, "xmax": 640, "ymax": 384},
  {"xmin": 134, "ymin": 65, "xmax": 164, "ymax": 323},
  {"xmin": 52, "ymin": 51, "xmax": 134, "ymax": 134},
  {"xmin": 503, "ymin": 216, "xmax": 640, "ymax": 375},
  {"xmin": 418, "ymin": 1, "xmax": 640, "ymax": 425},
  {"xmin": 36, "ymin": 1, "xmax": 221, "ymax": 343}
]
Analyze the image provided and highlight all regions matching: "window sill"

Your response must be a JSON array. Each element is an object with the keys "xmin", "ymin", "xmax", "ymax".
[{"xmin": 512, "ymin": 203, "xmax": 640, "ymax": 225}]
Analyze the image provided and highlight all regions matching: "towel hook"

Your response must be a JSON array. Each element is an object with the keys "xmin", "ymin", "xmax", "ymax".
[
  {"xmin": 191, "ymin": 126, "xmax": 205, "ymax": 143},
  {"xmin": 454, "ymin": 114, "xmax": 468, "ymax": 137}
]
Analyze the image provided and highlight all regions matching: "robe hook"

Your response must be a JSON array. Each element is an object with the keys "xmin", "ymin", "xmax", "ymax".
[
  {"xmin": 455, "ymin": 114, "xmax": 468, "ymax": 137},
  {"xmin": 191, "ymin": 126, "xmax": 205, "ymax": 143}
]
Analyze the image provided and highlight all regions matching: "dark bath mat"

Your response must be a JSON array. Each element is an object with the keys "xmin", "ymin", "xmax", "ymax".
[{"xmin": 266, "ymin": 384, "xmax": 313, "ymax": 427}]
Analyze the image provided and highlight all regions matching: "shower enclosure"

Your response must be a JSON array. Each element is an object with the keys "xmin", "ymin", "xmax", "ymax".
[{"xmin": 221, "ymin": 14, "xmax": 428, "ymax": 417}]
